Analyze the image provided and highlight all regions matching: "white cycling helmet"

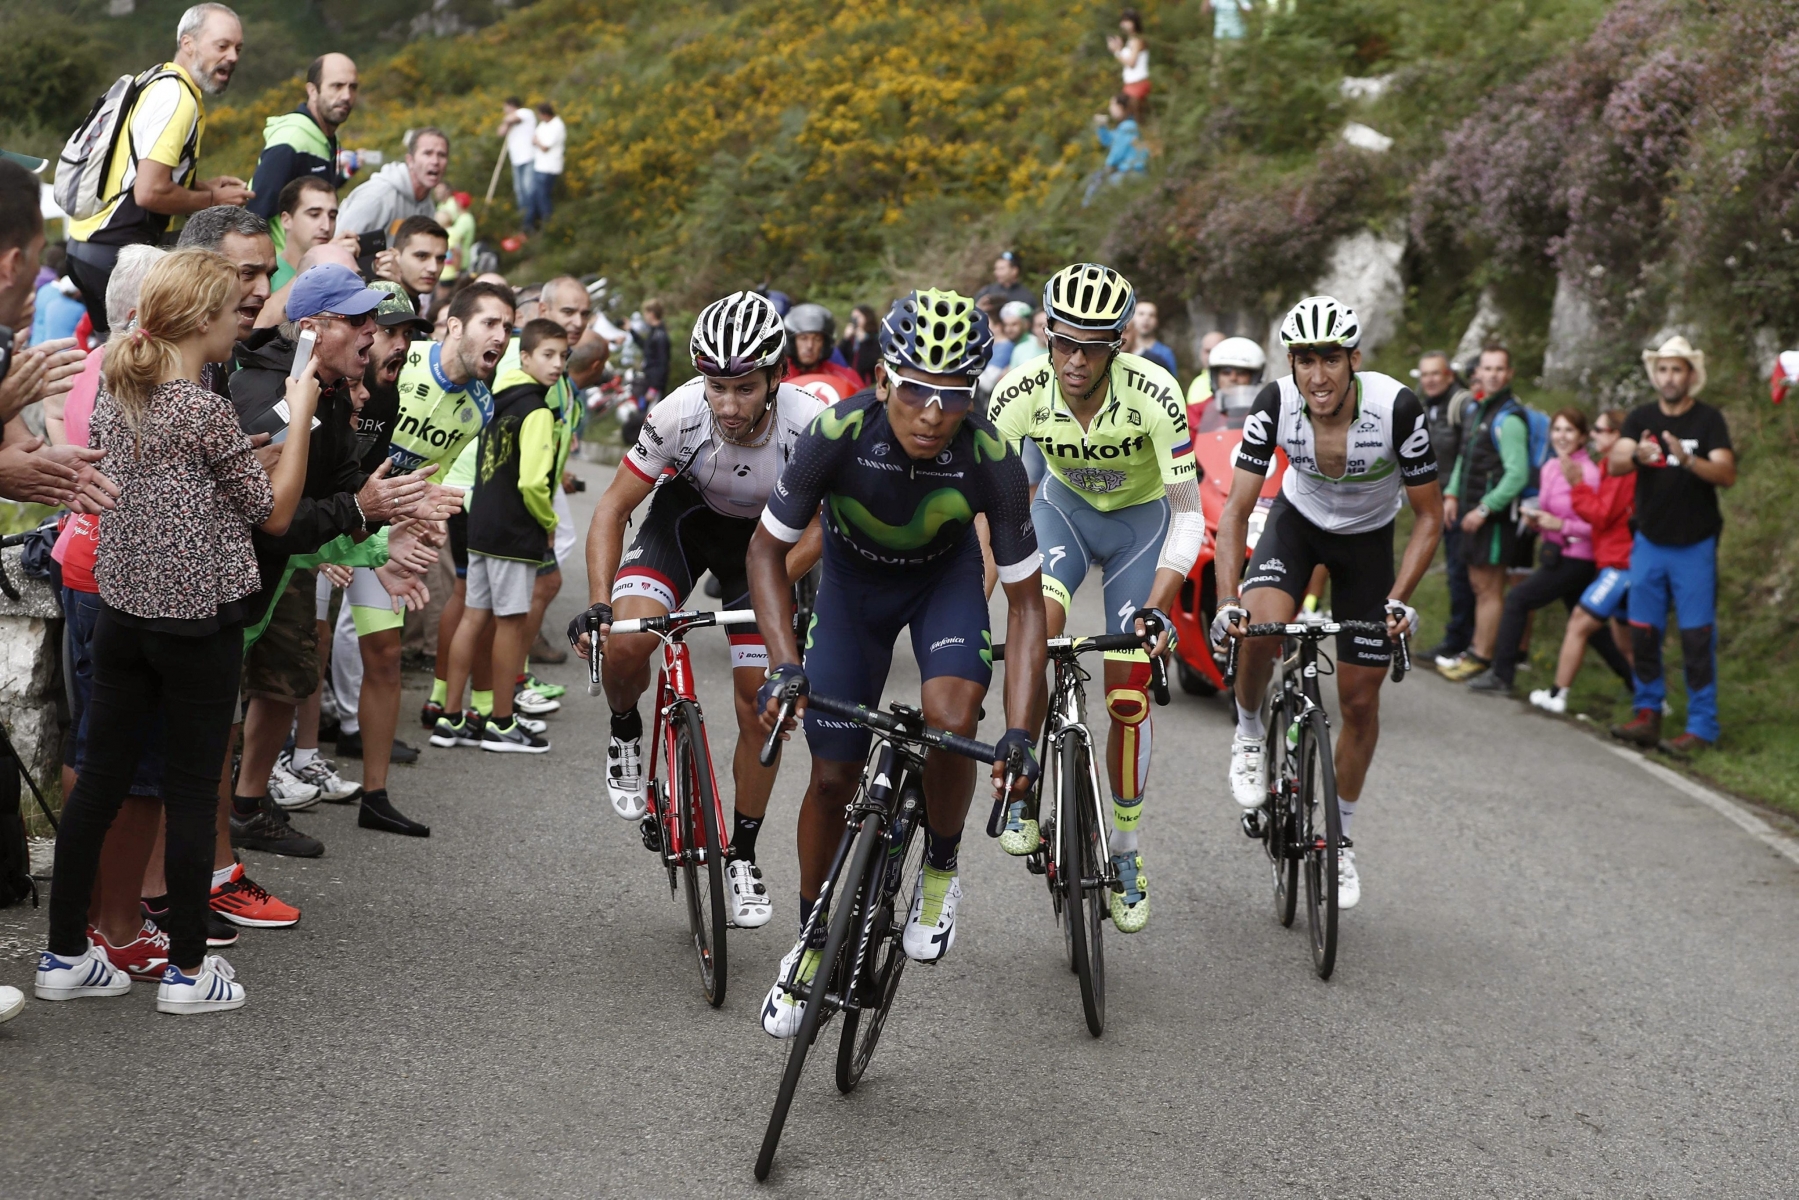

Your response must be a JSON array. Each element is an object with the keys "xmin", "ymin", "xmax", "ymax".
[
  {"xmin": 1279, "ymin": 295, "xmax": 1362, "ymax": 350},
  {"xmin": 691, "ymin": 290, "xmax": 787, "ymax": 376},
  {"xmin": 1208, "ymin": 336, "xmax": 1267, "ymax": 374}
]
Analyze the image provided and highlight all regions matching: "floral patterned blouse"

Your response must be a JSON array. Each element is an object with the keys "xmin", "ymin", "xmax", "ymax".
[{"xmin": 91, "ymin": 377, "xmax": 274, "ymax": 625}]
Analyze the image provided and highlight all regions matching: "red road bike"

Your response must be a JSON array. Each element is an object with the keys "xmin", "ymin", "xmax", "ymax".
[{"xmin": 588, "ymin": 607, "xmax": 753, "ymax": 1006}]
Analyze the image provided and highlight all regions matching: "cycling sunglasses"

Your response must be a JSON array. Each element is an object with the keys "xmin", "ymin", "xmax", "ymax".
[
  {"xmin": 694, "ymin": 354, "xmax": 767, "ymax": 377},
  {"xmin": 320, "ymin": 310, "xmax": 374, "ymax": 328},
  {"xmin": 1048, "ymin": 331, "xmax": 1123, "ymax": 357},
  {"xmin": 883, "ymin": 364, "xmax": 977, "ymax": 413}
]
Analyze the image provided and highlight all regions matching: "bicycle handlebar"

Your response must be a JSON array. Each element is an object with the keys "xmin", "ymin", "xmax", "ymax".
[
  {"xmin": 991, "ymin": 629, "xmax": 1169, "ymax": 705},
  {"xmin": 1220, "ymin": 619, "xmax": 1411, "ymax": 688},
  {"xmin": 756, "ymin": 685, "xmax": 1000, "ymax": 770},
  {"xmin": 608, "ymin": 608, "xmax": 756, "ymax": 636}
]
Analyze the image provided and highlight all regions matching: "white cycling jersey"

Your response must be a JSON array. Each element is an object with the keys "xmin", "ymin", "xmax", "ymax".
[
  {"xmin": 1234, "ymin": 371, "xmax": 1438, "ymax": 534},
  {"xmin": 621, "ymin": 379, "xmax": 825, "ymax": 519}
]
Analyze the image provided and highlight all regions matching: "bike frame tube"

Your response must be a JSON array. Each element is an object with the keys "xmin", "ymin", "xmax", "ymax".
[
  {"xmin": 648, "ymin": 635, "xmax": 730, "ymax": 867},
  {"xmin": 1045, "ymin": 656, "xmax": 1113, "ymax": 894}
]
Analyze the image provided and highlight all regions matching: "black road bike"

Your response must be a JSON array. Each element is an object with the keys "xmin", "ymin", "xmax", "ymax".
[
  {"xmin": 751, "ymin": 690, "xmax": 1014, "ymax": 1181},
  {"xmin": 1224, "ymin": 615, "xmax": 1408, "ymax": 979},
  {"xmin": 989, "ymin": 631, "xmax": 1167, "ymax": 1036}
]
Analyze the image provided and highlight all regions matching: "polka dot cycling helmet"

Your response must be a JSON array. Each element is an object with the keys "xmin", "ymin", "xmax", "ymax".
[
  {"xmin": 878, "ymin": 289, "xmax": 993, "ymax": 378},
  {"xmin": 1041, "ymin": 262, "xmax": 1137, "ymax": 335}
]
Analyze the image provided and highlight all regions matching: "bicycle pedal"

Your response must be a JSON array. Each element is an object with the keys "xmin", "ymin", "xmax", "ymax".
[
  {"xmin": 639, "ymin": 815, "xmax": 663, "ymax": 853},
  {"xmin": 1241, "ymin": 809, "xmax": 1265, "ymax": 839},
  {"xmin": 1025, "ymin": 850, "xmax": 1047, "ymax": 875}
]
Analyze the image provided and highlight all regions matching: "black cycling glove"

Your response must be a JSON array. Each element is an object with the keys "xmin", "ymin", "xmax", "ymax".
[
  {"xmin": 993, "ymin": 727, "xmax": 1041, "ymax": 785},
  {"xmin": 566, "ymin": 601, "xmax": 613, "ymax": 648},
  {"xmin": 756, "ymin": 662, "xmax": 809, "ymax": 712},
  {"xmin": 1131, "ymin": 606, "xmax": 1176, "ymax": 650}
]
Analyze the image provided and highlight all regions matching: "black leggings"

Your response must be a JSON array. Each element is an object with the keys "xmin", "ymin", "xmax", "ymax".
[
  {"xmin": 48, "ymin": 605, "xmax": 243, "ymax": 970},
  {"xmin": 1491, "ymin": 555, "xmax": 1631, "ymax": 686}
]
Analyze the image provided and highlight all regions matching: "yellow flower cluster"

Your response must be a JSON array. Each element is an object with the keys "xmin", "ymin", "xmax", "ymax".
[{"xmin": 206, "ymin": 0, "xmax": 1132, "ymax": 297}]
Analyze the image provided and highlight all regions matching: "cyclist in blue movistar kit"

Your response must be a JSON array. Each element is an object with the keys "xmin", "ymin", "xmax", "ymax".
[{"xmin": 745, "ymin": 289, "xmax": 1048, "ymax": 1039}]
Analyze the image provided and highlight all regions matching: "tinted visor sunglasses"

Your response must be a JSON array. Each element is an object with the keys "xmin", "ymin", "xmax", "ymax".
[{"xmin": 883, "ymin": 363, "xmax": 977, "ymax": 413}]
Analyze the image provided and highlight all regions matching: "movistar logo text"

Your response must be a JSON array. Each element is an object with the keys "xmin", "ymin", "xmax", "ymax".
[{"xmin": 828, "ymin": 488, "xmax": 972, "ymax": 550}]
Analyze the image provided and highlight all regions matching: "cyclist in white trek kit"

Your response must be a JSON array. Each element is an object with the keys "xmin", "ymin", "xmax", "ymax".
[
  {"xmin": 571, "ymin": 291, "xmax": 824, "ymax": 929},
  {"xmin": 1212, "ymin": 296, "xmax": 1444, "ymax": 909}
]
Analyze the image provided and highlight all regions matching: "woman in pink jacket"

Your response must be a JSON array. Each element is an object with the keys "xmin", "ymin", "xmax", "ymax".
[{"xmin": 1468, "ymin": 409, "xmax": 1605, "ymax": 694}]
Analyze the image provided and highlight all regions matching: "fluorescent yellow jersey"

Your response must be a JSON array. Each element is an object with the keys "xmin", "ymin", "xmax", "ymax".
[{"xmin": 987, "ymin": 351, "xmax": 1196, "ymax": 511}]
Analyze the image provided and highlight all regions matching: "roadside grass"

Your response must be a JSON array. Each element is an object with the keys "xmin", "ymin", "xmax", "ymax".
[{"xmin": 1403, "ymin": 520, "xmax": 1799, "ymax": 823}]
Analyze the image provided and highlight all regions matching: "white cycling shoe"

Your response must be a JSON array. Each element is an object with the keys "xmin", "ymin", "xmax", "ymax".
[
  {"xmin": 760, "ymin": 939, "xmax": 819, "ymax": 1039},
  {"xmin": 902, "ymin": 869, "xmax": 960, "ymax": 963},
  {"xmin": 607, "ymin": 734, "xmax": 646, "ymax": 819},
  {"xmin": 1337, "ymin": 847, "xmax": 1361, "ymax": 910},
  {"xmin": 1229, "ymin": 734, "xmax": 1267, "ymax": 809},
  {"xmin": 726, "ymin": 859, "xmax": 773, "ymax": 928}
]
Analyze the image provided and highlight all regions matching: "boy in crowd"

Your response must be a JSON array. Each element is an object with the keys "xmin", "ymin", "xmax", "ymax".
[{"xmin": 432, "ymin": 319, "xmax": 570, "ymax": 753}]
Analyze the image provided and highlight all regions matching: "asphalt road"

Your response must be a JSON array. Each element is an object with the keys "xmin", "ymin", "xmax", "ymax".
[{"xmin": 4, "ymin": 457, "xmax": 1797, "ymax": 1198}]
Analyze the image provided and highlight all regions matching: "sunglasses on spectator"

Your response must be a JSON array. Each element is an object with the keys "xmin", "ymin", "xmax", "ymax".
[
  {"xmin": 883, "ymin": 363, "xmax": 976, "ymax": 413},
  {"xmin": 1048, "ymin": 331, "xmax": 1123, "ymax": 357},
  {"xmin": 319, "ymin": 310, "xmax": 374, "ymax": 328},
  {"xmin": 1593, "ymin": 424, "xmax": 1616, "ymax": 434}
]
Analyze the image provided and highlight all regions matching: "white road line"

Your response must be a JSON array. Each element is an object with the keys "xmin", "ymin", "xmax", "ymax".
[{"xmin": 1606, "ymin": 743, "xmax": 1799, "ymax": 868}]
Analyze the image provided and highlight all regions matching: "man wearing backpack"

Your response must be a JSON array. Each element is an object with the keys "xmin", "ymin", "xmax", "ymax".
[
  {"xmin": 1439, "ymin": 346, "xmax": 1536, "ymax": 682},
  {"xmin": 63, "ymin": 3, "xmax": 251, "ymax": 337}
]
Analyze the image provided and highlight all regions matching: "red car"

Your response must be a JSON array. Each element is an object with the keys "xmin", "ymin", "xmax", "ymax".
[{"xmin": 1170, "ymin": 387, "xmax": 1286, "ymax": 695}]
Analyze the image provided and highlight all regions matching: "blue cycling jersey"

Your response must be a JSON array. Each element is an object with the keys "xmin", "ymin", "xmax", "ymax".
[{"xmin": 760, "ymin": 389, "xmax": 1040, "ymax": 583}]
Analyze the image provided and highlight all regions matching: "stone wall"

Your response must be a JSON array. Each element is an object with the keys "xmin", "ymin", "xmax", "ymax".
[{"xmin": 0, "ymin": 544, "xmax": 64, "ymax": 809}]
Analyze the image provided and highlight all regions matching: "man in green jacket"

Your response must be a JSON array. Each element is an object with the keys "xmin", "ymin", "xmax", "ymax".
[
  {"xmin": 1440, "ymin": 346, "xmax": 1531, "ymax": 681},
  {"xmin": 247, "ymin": 53, "xmax": 358, "ymax": 256}
]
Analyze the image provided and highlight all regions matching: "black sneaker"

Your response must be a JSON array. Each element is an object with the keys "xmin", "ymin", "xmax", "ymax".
[
  {"xmin": 428, "ymin": 710, "xmax": 484, "ymax": 748},
  {"xmin": 420, "ymin": 700, "xmax": 446, "ymax": 730},
  {"xmin": 230, "ymin": 798, "xmax": 326, "ymax": 858},
  {"xmin": 1466, "ymin": 669, "xmax": 1512, "ymax": 695},
  {"xmin": 333, "ymin": 730, "xmax": 420, "ymax": 764},
  {"xmin": 480, "ymin": 717, "xmax": 550, "ymax": 754},
  {"xmin": 141, "ymin": 897, "xmax": 238, "ymax": 947}
]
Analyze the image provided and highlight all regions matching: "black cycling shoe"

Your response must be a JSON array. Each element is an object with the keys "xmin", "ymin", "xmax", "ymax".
[
  {"xmin": 141, "ymin": 897, "xmax": 239, "ymax": 947},
  {"xmin": 230, "ymin": 798, "xmax": 326, "ymax": 858},
  {"xmin": 359, "ymin": 789, "xmax": 430, "ymax": 837}
]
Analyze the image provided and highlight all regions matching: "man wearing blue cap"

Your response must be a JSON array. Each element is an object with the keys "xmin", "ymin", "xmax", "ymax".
[{"xmin": 229, "ymin": 263, "xmax": 449, "ymax": 847}]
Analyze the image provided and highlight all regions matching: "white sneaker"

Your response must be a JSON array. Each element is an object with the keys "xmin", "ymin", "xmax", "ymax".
[
  {"xmin": 1528, "ymin": 688, "xmax": 1567, "ymax": 714},
  {"xmin": 515, "ymin": 713, "xmax": 548, "ymax": 735},
  {"xmin": 156, "ymin": 954, "xmax": 246, "ymax": 1014},
  {"xmin": 35, "ymin": 944, "xmax": 131, "ymax": 1000},
  {"xmin": 760, "ymin": 939, "xmax": 819, "ymax": 1039},
  {"xmin": 1337, "ymin": 848, "xmax": 1361, "ymax": 910},
  {"xmin": 0, "ymin": 983, "xmax": 25, "ymax": 1023},
  {"xmin": 514, "ymin": 685, "xmax": 561, "ymax": 716},
  {"xmin": 902, "ymin": 869, "xmax": 961, "ymax": 962},
  {"xmin": 725, "ymin": 859, "xmax": 773, "ymax": 928},
  {"xmin": 286, "ymin": 753, "xmax": 361, "ymax": 803},
  {"xmin": 268, "ymin": 761, "xmax": 321, "ymax": 812},
  {"xmin": 1229, "ymin": 734, "xmax": 1267, "ymax": 809},
  {"xmin": 158, "ymin": 957, "xmax": 248, "ymax": 1014},
  {"xmin": 607, "ymin": 733, "xmax": 646, "ymax": 819}
]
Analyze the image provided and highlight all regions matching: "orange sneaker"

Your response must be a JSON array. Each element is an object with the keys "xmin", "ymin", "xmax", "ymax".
[
  {"xmin": 210, "ymin": 863, "xmax": 302, "ymax": 928},
  {"xmin": 89, "ymin": 922, "xmax": 171, "ymax": 980}
]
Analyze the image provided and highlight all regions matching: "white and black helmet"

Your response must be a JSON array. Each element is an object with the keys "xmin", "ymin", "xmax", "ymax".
[
  {"xmin": 691, "ymin": 291, "xmax": 787, "ymax": 377},
  {"xmin": 1279, "ymin": 295, "xmax": 1362, "ymax": 350}
]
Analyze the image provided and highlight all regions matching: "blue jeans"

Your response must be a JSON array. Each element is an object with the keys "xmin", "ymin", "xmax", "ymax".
[
  {"xmin": 511, "ymin": 162, "xmax": 538, "ymax": 228},
  {"xmin": 525, "ymin": 170, "xmax": 558, "ymax": 230},
  {"xmin": 1438, "ymin": 523, "xmax": 1475, "ymax": 655},
  {"xmin": 1626, "ymin": 533, "xmax": 1719, "ymax": 741}
]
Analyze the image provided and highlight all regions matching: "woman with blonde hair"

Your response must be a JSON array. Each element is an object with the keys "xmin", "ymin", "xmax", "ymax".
[{"xmin": 37, "ymin": 248, "xmax": 319, "ymax": 1016}]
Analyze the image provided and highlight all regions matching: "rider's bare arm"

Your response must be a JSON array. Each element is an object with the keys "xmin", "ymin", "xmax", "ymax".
[
  {"xmin": 993, "ymin": 568, "xmax": 1049, "ymax": 795},
  {"xmin": 747, "ymin": 522, "xmax": 806, "ymax": 723},
  {"xmin": 1214, "ymin": 466, "xmax": 1267, "ymax": 607},
  {"xmin": 1391, "ymin": 480, "xmax": 1444, "ymax": 606},
  {"xmin": 784, "ymin": 517, "xmax": 824, "ymax": 585}
]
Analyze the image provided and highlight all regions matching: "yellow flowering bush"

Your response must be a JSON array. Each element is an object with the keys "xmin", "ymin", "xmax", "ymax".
[{"xmin": 205, "ymin": 0, "xmax": 1153, "ymax": 303}]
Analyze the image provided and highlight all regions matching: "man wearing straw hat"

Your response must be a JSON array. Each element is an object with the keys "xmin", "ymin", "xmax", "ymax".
[{"xmin": 1607, "ymin": 335, "xmax": 1736, "ymax": 754}]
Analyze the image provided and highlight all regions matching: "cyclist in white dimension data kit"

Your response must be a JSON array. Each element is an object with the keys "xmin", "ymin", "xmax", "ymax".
[
  {"xmin": 1212, "ymin": 295, "xmax": 1444, "ymax": 909},
  {"xmin": 986, "ymin": 263, "xmax": 1204, "ymax": 934},
  {"xmin": 572, "ymin": 291, "xmax": 823, "ymax": 929}
]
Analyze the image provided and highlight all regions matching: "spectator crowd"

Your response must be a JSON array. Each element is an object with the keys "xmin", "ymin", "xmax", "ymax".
[{"xmin": 0, "ymin": 1, "xmax": 1751, "ymax": 1026}]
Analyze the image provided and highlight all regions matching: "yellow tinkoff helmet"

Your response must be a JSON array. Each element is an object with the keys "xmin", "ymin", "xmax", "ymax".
[{"xmin": 1042, "ymin": 263, "xmax": 1137, "ymax": 335}]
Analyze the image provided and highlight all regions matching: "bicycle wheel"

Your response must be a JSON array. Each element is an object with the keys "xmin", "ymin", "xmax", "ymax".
[
  {"xmin": 1061, "ymin": 738, "xmax": 1106, "ymax": 1037},
  {"xmin": 755, "ymin": 814, "xmax": 882, "ymax": 1182},
  {"xmin": 836, "ymin": 787, "xmax": 922, "ymax": 1093},
  {"xmin": 1299, "ymin": 709, "xmax": 1341, "ymax": 979},
  {"xmin": 1266, "ymin": 697, "xmax": 1299, "ymax": 929},
  {"xmin": 674, "ymin": 705, "xmax": 728, "ymax": 1007}
]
